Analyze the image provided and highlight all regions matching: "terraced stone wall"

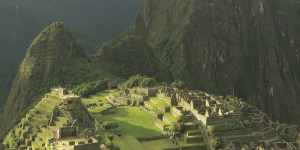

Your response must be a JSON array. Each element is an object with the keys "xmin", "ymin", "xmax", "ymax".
[
  {"xmin": 73, "ymin": 142, "xmax": 100, "ymax": 150},
  {"xmin": 130, "ymin": 88, "xmax": 158, "ymax": 97},
  {"xmin": 58, "ymin": 127, "xmax": 76, "ymax": 139}
]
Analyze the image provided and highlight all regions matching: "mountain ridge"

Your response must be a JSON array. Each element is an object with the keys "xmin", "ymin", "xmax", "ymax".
[{"xmin": 99, "ymin": 0, "xmax": 300, "ymax": 124}]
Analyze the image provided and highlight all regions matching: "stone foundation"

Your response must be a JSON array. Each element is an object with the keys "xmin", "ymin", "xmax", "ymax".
[{"xmin": 73, "ymin": 142, "xmax": 100, "ymax": 150}]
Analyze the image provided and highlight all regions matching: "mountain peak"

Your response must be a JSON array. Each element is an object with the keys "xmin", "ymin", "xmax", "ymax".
[
  {"xmin": 27, "ymin": 22, "xmax": 86, "ymax": 62},
  {"xmin": 0, "ymin": 22, "xmax": 91, "ymax": 138}
]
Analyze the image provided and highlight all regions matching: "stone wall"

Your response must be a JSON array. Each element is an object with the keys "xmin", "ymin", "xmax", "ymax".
[
  {"xmin": 140, "ymin": 106, "xmax": 163, "ymax": 119},
  {"xmin": 280, "ymin": 134, "xmax": 297, "ymax": 142},
  {"xmin": 251, "ymin": 120, "xmax": 265, "ymax": 131},
  {"xmin": 155, "ymin": 121, "xmax": 169, "ymax": 131},
  {"xmin": 73, "ymin": 142, "xmax": 100, "ymax": 150},
  {"xmin": 144, "ymin": 102, "xmax": 154, "ymax": 109},
  {"xmin": 172, "ymin": 107, "xmax": 183, "ymax": 117},
  {"xmin": 184, "ymin": 136, "xmax": 203, "ymax": 143},
  {"xmin": 180, "ymin": 100, "xmax": 191, "ymax": 111},
  {"xmin": 136, "ymin": 136, "xmax": 166, "ymax": 142},
  {"xmin": 162, "ymin": 148, "xmax": 180, "ymax": 150},
  {"xmin": 191, "ymin": 109, "xmax": 207, "ymax": 125},
  {"xmin": 107, "ymin": 81, "xmax": 118, "ymax": 89},
  {"xmin": 158, "ymin": 105, "xmax": 170, "ymax": 112},
  {"xmin": 58, "ymin": 127, "xmax": 76, "ymax": 139},
  {"xmin": 131, "ymin": 93, "xmax": 148, "ymax": 101},
  {"xmin": 157, "ymin": 93, "xmax": 177, "ymax": 106},
  {"xmin": 108, "ymin": 95, "xmax": 144, "ymax": 106},
  {"xmin": 130, "ymin": 88, "xmax": 158, "ymax": 97},
  {"xmin": 108, "ymin": 95, "xmax": 130, "ymax": 105},
  {"xmin": 191, "ymin": 100, "xmax": 203, "ymax": 110},
  {"xmin": 181, "ymin": 145, "xmax": 207, "ymax": 150},
  {"xmin": 221, "ymin": 135, "xmax": 259, "ymax": 143},
  {"xmin": 206, "ymin": 116, "xmax": 226, "ymax": 125},
  {"xmin": 258, "ymin": 128, "xmax": 276, "ymax": 140},
  {"xmin": 163, "ymin": 116, "xmax": 173, "ymax": 124},
  {"xmin": 213, "ymin": 129, "xmax": 252, "ymax": 137}
]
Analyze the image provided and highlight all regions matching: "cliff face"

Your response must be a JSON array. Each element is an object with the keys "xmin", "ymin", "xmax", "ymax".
[
  {"xmin": 0, "ymin": 22, "xmax": 104, "ymax": 139},
  {"xmin": 111, "ymin": 0, "xmax": 300, "ymax": 124}
]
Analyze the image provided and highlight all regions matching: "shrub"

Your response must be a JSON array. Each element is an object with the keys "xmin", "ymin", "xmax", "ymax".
[
  {"xmin": 121, "ymin": 74, "xmax": 157, "ymax": 90},
  {"xmin": 170, "ymin": 80, "xmax": 185, "ymax": 89},
  {"xmin": 169, "ymin": 118, "xmax": 185, "ymax": 138},
  {"xmin": 160, "ymin": 81, "xmax": 168, "ymax": 86},
  {"xmin": 212, "ymin": 138, "xmax": 223, "ymax": 149},
  {"xmin": 105, "ymin": 140, "xmax": 120, "ymax": 150},
  {"xmin": 73, "ymin": 80, "xmax": 106, "ymax": 97},
  {"xmin": 101, "ymin": 121, "xmax": 119, "ymax": 131}
]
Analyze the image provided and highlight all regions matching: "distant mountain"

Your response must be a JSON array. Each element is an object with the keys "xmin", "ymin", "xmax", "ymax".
[
  {"xmin": 98, "ymin": 0, "xmax": 300, "ymax": 124},
  {"xmin": 0, "ymin": 0, "xmax": 143, "ymax": 110}
]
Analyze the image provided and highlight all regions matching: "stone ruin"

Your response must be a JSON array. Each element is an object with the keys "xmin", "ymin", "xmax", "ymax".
[
  {"xmin": 51, "ymin": 86, "xmax": 73, "ymax": 96},
  {"xmin": 107, "ymin": 87, "xmax": 158, "ymax": 106},
  {"xmin": 154, "ymin": 87, "xmax": 300, "ymax": 150},
  {"xmin": 107, "ymin": 81, "xmax": 118, "ymax": 90},
  {"xmin": 57, "ymin": 127, "xmax": 77, "ymax": 139},
  {"xmin": 13, "ymin": 87, "xmax": 102, "ymax": 150}
]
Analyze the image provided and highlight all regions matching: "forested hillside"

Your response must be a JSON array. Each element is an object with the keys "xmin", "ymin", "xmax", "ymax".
[
  {"xmin": 98, "ymin": 0, "xmax": 300, "ymax": 124},
  {"xmin": 0, "ymin": 0, "xmax": 143, "ymax": 110}
]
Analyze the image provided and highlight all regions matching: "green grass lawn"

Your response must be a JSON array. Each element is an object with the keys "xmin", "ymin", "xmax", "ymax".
[
  {"xmin": 141, "ymin": 138, "xmax": 180, "ymax": 150},
  {"xmin": 82, "ymin": 91, "xmax": 113, "ymax": 114},
  {"xmin": 163, "ymin": 113, "xmax": 177, "ymax": 122},
  {"xmin": 93, "ymin": 106, "xmax": 165, "ymax": 138},
  {"xmin": 116, "ymin": 136, "xmax": 145, "ymax": 150},
  {"xmin": 144, "ymin": 101, "xmax": 163, "ymax": 114},
  {"xmin": 82, "ymin": 91, "xmax": 110, "ymax": 104},
  {"xmin": 150, "ymin": 97, "xmax": 170, "ymax": 107}
]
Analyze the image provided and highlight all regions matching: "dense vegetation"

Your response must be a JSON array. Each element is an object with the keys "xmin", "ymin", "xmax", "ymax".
[
  {"xmin": 120, "ymin": 74, "xmax": 158, "ymax": 90},
  {"xmin": 96, "ymin": 36, "xmax": 172, "ymax": 82},
  {"xmin": 73, "ymin": 80, "xmax": 107, "ymax": 97},
  {"xmin": 0, "ymin": 0, "xmax": 143, "ymax": 111},
  {"xmin": 98, "ymin": 0, "xmax": 300, "ymax": 125}
]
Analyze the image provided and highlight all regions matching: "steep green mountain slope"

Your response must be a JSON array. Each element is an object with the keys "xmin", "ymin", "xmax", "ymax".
[
  {"xmin": 98, "ymin": 0, "xmax": 300, "ymax": 124},
  {"xmin": 96, "ymin": 35, "xmax": 172, "ymax": 81},
  {"xmin": 0, "ymin": 0, "xmax": 143, "ymax": 112},
  {"xmin": 0, "ymin": 22, "xmax": 109, "ymax": 140}
]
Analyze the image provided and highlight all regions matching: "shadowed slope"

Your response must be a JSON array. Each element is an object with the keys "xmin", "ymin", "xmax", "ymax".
[{"xmin": 98, "ymin": 0, "xmax": 300, "ymax": 124}]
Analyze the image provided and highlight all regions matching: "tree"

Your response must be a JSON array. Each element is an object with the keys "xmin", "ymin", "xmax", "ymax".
[
  {"xmin": 171, "ymin": 80, "xmax": 185, "ymax": 89},
  {"xmin": 105, "ymin": 134, "xmax": 120, "ymax": 150},
  {"xmin": 169, "ymin": 117, "xmax": 185, "ymax": 138},
  {"xmin": 101, "ymin": 121, "xmax": 119, "ymax": 131},
  {"xmin": 120, "ymin": 74, "xmax": 158, "ymax": 90}
]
